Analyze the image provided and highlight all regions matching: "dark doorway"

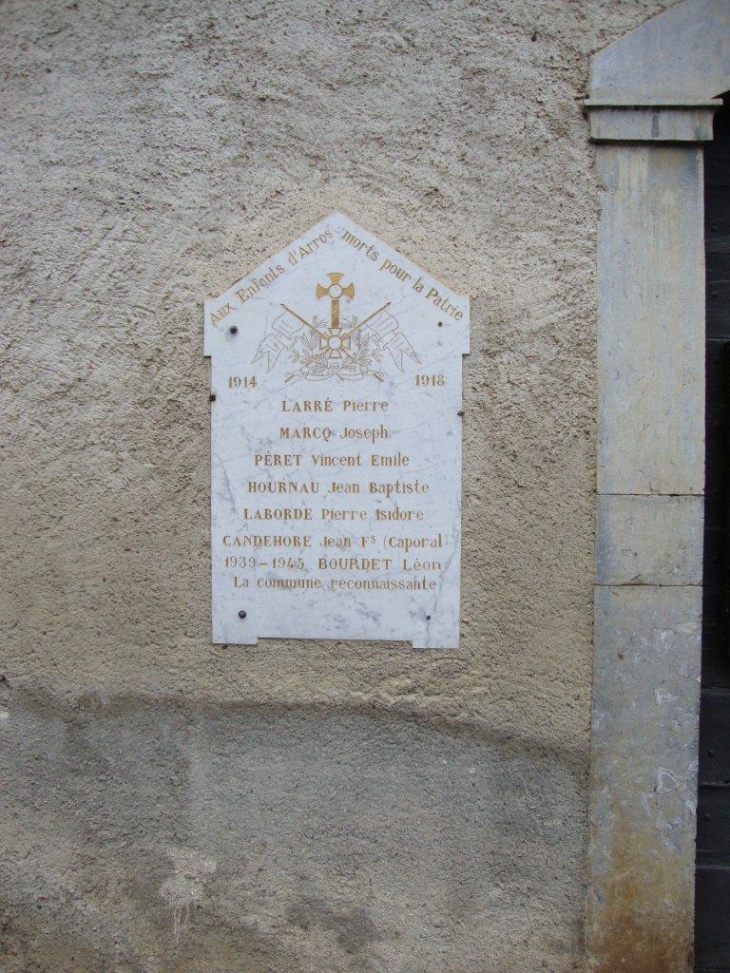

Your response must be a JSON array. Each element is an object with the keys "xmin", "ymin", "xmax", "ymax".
[{"xmin": 697, "ymin": 98, "xmax": 730, "ymax": 972}]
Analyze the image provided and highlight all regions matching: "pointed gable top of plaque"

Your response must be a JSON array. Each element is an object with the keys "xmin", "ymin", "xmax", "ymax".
[{"xmin": 204, "ymin": 211, "xmax": 469, "ymax": 359}]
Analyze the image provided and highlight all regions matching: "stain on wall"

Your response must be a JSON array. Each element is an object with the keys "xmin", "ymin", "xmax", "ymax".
[{"xmin": 0, "ymin": 694, "xmax": 587, "ymax": 972}]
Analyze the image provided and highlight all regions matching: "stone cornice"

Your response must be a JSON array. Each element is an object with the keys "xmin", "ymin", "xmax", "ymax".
[{"xmin": 585, "ymin": 101, "xmax": 721, "ymax": 143}]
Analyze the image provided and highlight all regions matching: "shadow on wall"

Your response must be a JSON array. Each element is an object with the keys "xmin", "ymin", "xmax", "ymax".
[{"xmin": 0, "ymin": 693, "xmax": 587, "ymax": 973}]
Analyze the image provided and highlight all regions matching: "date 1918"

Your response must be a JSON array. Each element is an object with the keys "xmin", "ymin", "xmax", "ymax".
[{"xmin": 415, "ymin": 374, "xmax": 445, "ymax": 387}]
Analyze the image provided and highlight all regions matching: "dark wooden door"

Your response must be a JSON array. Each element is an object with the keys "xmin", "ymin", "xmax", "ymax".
[{"xmin": 696, "ymin": 100, "xmax": 730, "ymax": 972}]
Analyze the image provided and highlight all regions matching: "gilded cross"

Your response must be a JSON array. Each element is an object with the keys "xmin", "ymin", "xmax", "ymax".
[{"xmin": 316, "ymin": 272, "xmax": 355, "ymax": 330}]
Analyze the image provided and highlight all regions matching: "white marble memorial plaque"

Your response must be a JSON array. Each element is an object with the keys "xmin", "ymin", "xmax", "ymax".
[{"xmin": 204, "ymin": 213, "xmax": 469, "ymax": 648}]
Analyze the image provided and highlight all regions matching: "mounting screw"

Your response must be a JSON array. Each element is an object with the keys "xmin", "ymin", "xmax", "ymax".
[
  {"xmin": 457, "ymin": 410, "xmax": 464, "ymax": 417},
  {"xmin": 210, "ymin": 393, "xmax": 217, "ymax": 402},
  {"xmin": 426, "ymin": 614, "xmax": 431, "ymax": 621},
  {"xmin": 229, "ymin": 325, "xmax": 238, "ymax": 335},
  {"xmin": 437, "ymin": 321, "xmax": 443, "ymax": 328},
  {"xmin": 238, "ymin": 610, "xmax": 247, "ymax": 619}
]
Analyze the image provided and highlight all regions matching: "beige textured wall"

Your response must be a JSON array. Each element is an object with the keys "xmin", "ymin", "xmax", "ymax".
[{"xmin": 0, "ymin": 2, "xmax": 674, "ymax": 971}]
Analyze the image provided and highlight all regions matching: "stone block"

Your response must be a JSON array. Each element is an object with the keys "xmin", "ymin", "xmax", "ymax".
[
  {"xmin": 596, "ymin": 144, "xmax": 705, "ymax": 496},
  {"xmin": 595, "ymin": 494, "xmax": 704, "ymax": 585},
  {"xmin": 589, "ymin": 0, "xmax": 730, "ymax": 104},
  {"xmin": 589, "ymin": 584, "xmax": 702, "ymax": 973}
]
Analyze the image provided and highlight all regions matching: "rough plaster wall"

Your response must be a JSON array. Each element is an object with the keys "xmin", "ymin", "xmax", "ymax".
[{"xmin": 0, "ymin": 1, "xmax": 676, "ymax": 971}]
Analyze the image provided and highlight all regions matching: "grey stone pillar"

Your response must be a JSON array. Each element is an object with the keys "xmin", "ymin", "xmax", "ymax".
[
  {"xmin": 585, "ymin": 2, "xmax": 730, "ymax": 968},
  {"xmin": 587, "ymin": 123, "xmax": 710, "ymax": 973}
]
